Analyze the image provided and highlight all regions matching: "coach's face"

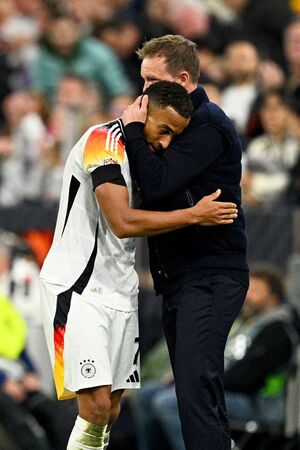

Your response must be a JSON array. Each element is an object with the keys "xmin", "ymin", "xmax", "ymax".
[
  {"xmin": 143, "ymin": 104, "xmax": 189, "ymax": 152},
  {"xmin": 141, "ymin": 56, "xmax": 182, "ymax": 90}
]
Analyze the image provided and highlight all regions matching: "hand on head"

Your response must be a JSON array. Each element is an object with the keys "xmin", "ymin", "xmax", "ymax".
[{"xmin": 122, "ymin": 95, "xmax": 149, "ymax": 126}]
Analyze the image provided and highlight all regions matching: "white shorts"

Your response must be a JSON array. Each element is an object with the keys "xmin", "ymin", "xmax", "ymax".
[{"xmin": 40, "ymin": 281, "xmax": 140, "ymax": 400}]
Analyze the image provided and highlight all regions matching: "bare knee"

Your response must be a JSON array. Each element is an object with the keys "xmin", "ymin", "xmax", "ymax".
[{"xmin": 77, "ymin": 386, "xmax": 112, "ymax": 426}]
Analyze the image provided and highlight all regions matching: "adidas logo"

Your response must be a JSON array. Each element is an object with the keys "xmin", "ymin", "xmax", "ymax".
[{"xmin": 126, "ymin": 370, "xmax": 140, "ymax": 383}]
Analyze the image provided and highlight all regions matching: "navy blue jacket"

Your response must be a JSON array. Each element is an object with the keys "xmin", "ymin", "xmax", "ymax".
[{"xmin": 125, "ymin": 87, "xmax": 248, "ymax": 293}]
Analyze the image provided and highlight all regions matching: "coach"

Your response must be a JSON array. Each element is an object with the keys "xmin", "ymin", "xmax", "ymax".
[{"xmin": 123, "ymin": 35, "xmax": 249, "ymax": 450}]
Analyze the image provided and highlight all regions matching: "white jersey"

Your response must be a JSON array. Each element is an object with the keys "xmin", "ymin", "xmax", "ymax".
[{"xmin": 40, "ymin": 119, "xmax": 139, "ymax": 311}]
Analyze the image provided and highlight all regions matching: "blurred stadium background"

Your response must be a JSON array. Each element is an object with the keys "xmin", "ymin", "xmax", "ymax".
[{"xmin": 1, "ymin": 0, "xmax": 300, "ymax": 449}]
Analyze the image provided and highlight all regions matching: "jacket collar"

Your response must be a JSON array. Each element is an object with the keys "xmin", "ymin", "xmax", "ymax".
[{"xmin": 190, "ymin": 86, "xmax": 209, "ymax": 110}]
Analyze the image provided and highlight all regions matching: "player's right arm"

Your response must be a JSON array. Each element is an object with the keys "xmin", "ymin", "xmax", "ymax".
[{"xmin": 95, "ymin": 182, "xmax": 237, "ymax": 238}]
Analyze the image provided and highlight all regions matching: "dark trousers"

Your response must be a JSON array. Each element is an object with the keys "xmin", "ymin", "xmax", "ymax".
[{"xmin": 162, "ymin": 273, "xmax": 248, "ymax": 450}]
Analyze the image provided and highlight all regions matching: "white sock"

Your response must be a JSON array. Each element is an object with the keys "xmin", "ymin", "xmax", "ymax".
[
  {"xmin": 103, "ymin": 425, "xmax": 111, "ymax": 449},
  {"xmin": 67, "ymin": 416, "xmax": 107, "ymax": 450}
]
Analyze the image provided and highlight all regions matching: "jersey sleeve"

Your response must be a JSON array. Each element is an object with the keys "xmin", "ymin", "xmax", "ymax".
[{"xmin": 83, "ymin": 126, "xmax": 126, "ymax": 190}]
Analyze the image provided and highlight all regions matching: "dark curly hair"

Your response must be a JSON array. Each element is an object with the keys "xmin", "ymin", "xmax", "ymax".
[{"xmin": 144, "ymin": 80, "xmax": 193, "ymax": 119}]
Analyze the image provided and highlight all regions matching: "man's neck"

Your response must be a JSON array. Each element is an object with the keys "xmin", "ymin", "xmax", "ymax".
[{"xmin": 186, "ymin": 83, "xmax": 198, "ymax": 94}]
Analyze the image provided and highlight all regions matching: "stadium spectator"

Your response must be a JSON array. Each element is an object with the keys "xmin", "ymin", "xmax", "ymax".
[
  {"xmin": 242, "ymin": 89, "xmax": 300, "ymax": 208},
  {"xmin": 42, "ymin": 74, "xmax": 106, "ymax": 201},
  {"xmin": 61, "ymin": 0, "xmax": 115, "ymax": 28},
  {"xmin": 48, "ymin": 75, "xmax": 103, "ymax": 160},
  {"xmin": 0, "ymin": 236, "xmax": 44, "ymax": 327},
  {"xmin": 0, "ymin": 0, "xmax": 44, "ymax": 90},
  {"xmin": 0, "ymin": 90, "xmax": 48, "ymax": 206},
  {"xmin": 221, "ymin": 40, "xmax": 286, "ymax": 145},
  {"xmin": 61, "ymin": 0, "xmax": 139, "ymax": 29},
  {"xmin": 223, "ymin": 0, "xmax": 293, "ymax": 66},
  {"xmin": 0, "ymin": 50, "xmax": 12, "ymax": 127},
  {"xmin": 221, "ymin": 40, "xmax": 260, "ymax": 140},
  {"xmin": 0, "ymin": 292, "xmax": 76, "ymax": 450},
  {"xmin": 287, "ymin": 87, "xmax": 300, "ymax": 205},
  {"xmin": 223, "ymin": 264, "xmax": 300, "ymax": 425},
  {"xmin": 165, "ymin": 0, "xmax": 211, "ymax": 40},
  {"xmin": 139, "ymin": 0, "xmax": 173, "ymax": 40},
  {"xmin": 284, "ymin": 18, "xmax": 300, "ymax": 94},
  {"xmin": 95, "ymin": 18, "xmax": 144, "ymax": 95},
  {"xmin": 30, "ymin": 15, "xmax": 133, "ymax": 113},
  {"xmin": 194, "ymin": 36, "xmax": 225, "ymax": 86}
]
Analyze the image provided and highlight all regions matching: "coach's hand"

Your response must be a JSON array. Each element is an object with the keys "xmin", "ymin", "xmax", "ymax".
[
  {"xmin": 193, "ymin": 189, "xmax": 238, "ymax": 226},
  {"xmin": 122, "ymin": 95, "xmax": 148, "ymax": 125}
]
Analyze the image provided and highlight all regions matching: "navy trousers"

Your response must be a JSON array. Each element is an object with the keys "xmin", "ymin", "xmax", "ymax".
[{"xmin": 162, "ymin": 273, "xmax": 248, "ymax": 450}]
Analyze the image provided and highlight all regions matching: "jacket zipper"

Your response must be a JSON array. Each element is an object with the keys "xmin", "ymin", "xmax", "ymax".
[
  {"xmin": 185, "ymin": 189, "xmax": 194, "ymax": 206},
  {"xmin": 154, "ymin": 190, "xmax": 194, "ymax": 280},
  {"xmin": 186, "ymin": 189, "xmax": 200, "ymax": 233},
  {"xmin": 155, "ymin": 247, "xmax": 169, "ymax": 279}
]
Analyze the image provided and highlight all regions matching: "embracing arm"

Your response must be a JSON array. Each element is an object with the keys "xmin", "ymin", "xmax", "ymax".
[{"xmin": 95, "ymin": 183, "xmax": 237, "ymax": 238}]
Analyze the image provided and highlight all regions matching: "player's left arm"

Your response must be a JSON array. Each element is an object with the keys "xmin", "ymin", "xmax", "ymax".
[{"xmin": 83, "ymin": 125, "xmax": 236, "ymax": 238}]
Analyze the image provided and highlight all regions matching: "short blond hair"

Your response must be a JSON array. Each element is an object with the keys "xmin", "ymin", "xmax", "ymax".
[{"xmin": 137, "ymin": 35, "xmax": 200, "ymax": 84}]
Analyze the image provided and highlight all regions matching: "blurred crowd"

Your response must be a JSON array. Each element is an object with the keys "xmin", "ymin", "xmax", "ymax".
[
  {"xmin": 0, "ymin": 232, "xmax": 77, "ymax": 450},
  {"xmin": 1, "ymin": 0, "xmax": 300, "ymax": 449},
  {"xmin": 126, "ymin": 263, "xmax": 300, "ymax": 450},
  {"xmin": 0, "ymin": 0, "xmax": 300, "ymax": 210}
]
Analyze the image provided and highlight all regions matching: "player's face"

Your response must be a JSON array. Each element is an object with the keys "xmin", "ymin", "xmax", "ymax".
[
  {"xmin": 141, "ymin": 56, "xmax": 181, "ymax": 90},
  {"xmin": 143, "ymin": 105, "xmax": 190, "ymax": 152}
]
